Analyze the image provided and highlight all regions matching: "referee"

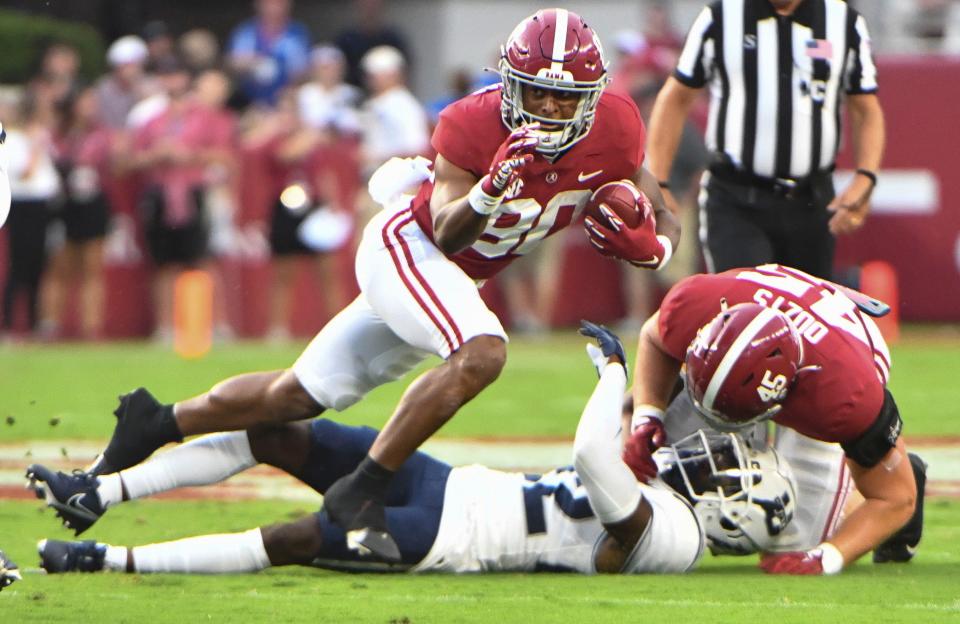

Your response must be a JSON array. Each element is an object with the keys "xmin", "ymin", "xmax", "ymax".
[{"xmin": 646, "ymin": 0, "xmax": 885, "ymax": 279}]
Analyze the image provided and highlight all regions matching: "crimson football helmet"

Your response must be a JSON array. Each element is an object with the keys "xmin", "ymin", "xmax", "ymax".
[
  {"xmin": 499, "ymin": 8, "xmax": 608, "ymax": 156},
  {"xmin": 684, "ymin": 303, "xmax": 803, "ymax": 432},
  {"xmin": 661, "ymin": 430, "xmax": 798, "ymax": 555}
]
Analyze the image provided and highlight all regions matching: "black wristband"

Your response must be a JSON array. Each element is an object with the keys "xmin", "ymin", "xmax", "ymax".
[
  {"xmin": 855, "ymin": 168, "xmax": 878, "ymax": 187},
  {"xmin": 657, "ymin": 180, "xmax": 671, "ymax": 190}
]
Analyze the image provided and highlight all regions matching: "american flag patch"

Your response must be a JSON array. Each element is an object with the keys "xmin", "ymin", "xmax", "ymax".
[{"xmin": 805, "ymin": 39, "xmax": 833, "ymax": 60}]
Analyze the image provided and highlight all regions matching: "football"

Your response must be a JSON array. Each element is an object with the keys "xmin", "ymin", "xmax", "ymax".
[{"xmin": 584, "ymin": 180, "xmax": 650, "ymax": 230}]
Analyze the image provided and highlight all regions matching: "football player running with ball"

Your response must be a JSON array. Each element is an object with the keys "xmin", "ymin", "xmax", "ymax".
[
  {"xmin": 623, "ymin": 264, "xmax": 924, "ymax": 575},
  {"xmin": 29, "ymin": 9, "xmax": 679, "ymax": 562},
  {"xmin": 33, "ymin": 324, "xmax": 797, "ymax": 577}
]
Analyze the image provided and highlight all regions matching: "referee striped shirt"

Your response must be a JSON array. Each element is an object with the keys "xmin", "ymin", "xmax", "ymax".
[{"xmin": 675, "ymin": 0, "xmax": 878, "ymax": 180}]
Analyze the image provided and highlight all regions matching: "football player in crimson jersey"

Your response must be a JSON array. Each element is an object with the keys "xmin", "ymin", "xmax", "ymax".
[
  {"xmin": 624, "ymin": 264, "xmax": 920, "ymax": 575},
  {"xmin": 44, "ymin": 8, "xmax": 680, "ymax": 562}
]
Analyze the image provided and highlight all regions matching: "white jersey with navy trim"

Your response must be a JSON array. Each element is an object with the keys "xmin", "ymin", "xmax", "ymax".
[{"xmin": 410, "ymin": 464, "xmax": 704, "ymax": 574}]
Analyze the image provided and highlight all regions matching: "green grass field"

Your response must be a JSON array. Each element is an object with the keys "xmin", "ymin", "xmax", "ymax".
[
  {"xmin": 2, "ymin": 327, "xmax": 959, "ymax": 440},
  {"xmin": 1, "ymin": 331, "xmax": 959, "ymax": 622}
]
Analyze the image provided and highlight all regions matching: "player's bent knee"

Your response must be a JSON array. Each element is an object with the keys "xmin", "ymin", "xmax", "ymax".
[
  {"xmin": 451, "ymin": 335, "xmax": 507, "ymax": 392},
  {"xmin": 261, "ymin": 516, "xmax": 324, "ymax": 566},
  {"xmin": 264, "ymin": 371, "xmax": 323, "ymax": 423},
  {"xmin": 247, "ymin": 421, "xmax": 312, "ymax": 469}
]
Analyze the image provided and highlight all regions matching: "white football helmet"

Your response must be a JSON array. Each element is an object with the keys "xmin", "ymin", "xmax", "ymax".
[{"xmin": 660, "ymin": 430, "xmax": 798, "ymax": 555}]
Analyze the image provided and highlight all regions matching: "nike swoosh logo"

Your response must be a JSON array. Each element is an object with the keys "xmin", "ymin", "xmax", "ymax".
[
  {"xmin": 66, "ymin": 493, "xmax": 97, "ymax": 518},
  {"xmin": 578, "ymin": 169, "xmax": 603, "ymax": 182},
  {"xmin": 632, "ymin": 255, "xmax": 661, "ymax": 267}
]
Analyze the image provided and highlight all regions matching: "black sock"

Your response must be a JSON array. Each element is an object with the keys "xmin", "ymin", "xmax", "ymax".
[
  {"xmin": 353, "ymin": 456, "xmax": 395, "ymax": 501},
  {"xmin": 156, "ymin": 404, "xmax": 183, "ymax": 444}
]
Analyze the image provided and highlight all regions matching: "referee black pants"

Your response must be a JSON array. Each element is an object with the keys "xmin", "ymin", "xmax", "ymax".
[{"xmin": 699, "ymin": 173, "xmax": 836, "ymax": 280}]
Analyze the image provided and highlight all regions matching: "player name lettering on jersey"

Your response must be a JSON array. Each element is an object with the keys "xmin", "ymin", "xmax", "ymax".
[
  {"xmin": 736, "ymin": 266, "xmax": 872, "ymax": 349},
  {"xmin": 752, "ymin": 289, "xmax": 829, "ymax": 344}
]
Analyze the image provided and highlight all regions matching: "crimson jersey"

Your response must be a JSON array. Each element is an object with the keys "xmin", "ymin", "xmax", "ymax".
[
  {"xmin": 659, "ymin": 265, "xmax": 892, "ymax": 443},
  {"xmin": 410, "ymin": 85, "xmax": 646, "ymax": 280}
]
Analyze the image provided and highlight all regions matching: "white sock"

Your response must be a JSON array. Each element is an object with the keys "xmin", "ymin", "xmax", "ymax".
[
  {"xmin": 131, "ymin": 528, "xmax": 271, "ymax": 573},
  {"xmin": 96, "ymin": 474, "xmax": 124, "ymax": 509},
  {"xmin": 119, "ymin": 432, "xmax": 256, "ymax": 501},
  {"xmin": 103, "ymin": 545, "xmax": 128, "ymax": 572}
]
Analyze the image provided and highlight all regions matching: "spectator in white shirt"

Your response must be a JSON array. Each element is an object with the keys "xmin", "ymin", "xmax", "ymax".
[
  {"xmin": 297, "ymin": 45, "xmax": 361, "ymax": 135},
  {"xmin": 359, "ymin": 45, "xmax": 428, "ymax": 174}
]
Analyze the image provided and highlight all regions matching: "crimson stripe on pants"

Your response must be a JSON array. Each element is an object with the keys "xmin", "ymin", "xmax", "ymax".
[
  {"xmin": 380, "ymin": 210, "xmax": 457, "ymax": 353},
  {"xmin": 391, "ymin": 213, "xmax": 465, "ymax": 348}
]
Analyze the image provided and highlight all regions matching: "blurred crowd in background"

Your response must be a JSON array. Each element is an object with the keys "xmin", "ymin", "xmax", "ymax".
[
  {"xmin": 2, "ymin": 0, "xmax": 435, "ymax": 343},
  {"xmin": 0, "ymin": 0, "xmax": 951, "ymax": 343}
]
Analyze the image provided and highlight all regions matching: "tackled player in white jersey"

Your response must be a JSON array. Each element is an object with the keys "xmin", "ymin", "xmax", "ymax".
[{"xmin": 31, "ymin": 323, "xmax": 796, "ymax": 576}]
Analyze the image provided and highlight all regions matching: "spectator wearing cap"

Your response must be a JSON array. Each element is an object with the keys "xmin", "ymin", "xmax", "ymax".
[
  {"xmin": 125, "ymin": 54, "xmax": 190, "ymax": 130},
  {"xmin": 143, "ymin": 21, "xmax": 178, "ymax": 75},
  {"xmin": 96, "ymin": 35, "xmax": 153, "ymax": 129},
  {"xmin": 226, "ymin": 0, "xmax": 311, "ymax": 107},
  {"xmin": 359, "ymin": 45, "xmax": 428, "ymax": 174},
  {"xmin": 297, "ymin": 45, "xmax": 361, "ymax": 135}
]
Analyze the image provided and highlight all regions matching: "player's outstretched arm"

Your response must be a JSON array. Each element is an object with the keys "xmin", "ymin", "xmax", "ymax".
[
  {"xmin": 572, "ymin": 359, "xmax": 654, "ymax": 573},
  {"xmin": 571, "ymin": 325, "xmax": 655, "ymax": 572}
]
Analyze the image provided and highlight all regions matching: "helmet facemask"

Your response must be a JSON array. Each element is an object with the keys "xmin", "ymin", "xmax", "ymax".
[
  {"xmin": 498, "ymin": 57, "xmax": 607, "ymax": 157},
  {"xmin": 662, "ymin": 430, "xmax": 797, "ymax": 555}
]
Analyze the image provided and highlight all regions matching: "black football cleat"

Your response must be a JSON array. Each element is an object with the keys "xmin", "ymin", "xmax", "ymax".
[
  {"xmin": 38, "ymin": 539, "xmax": 106, "ymax": 573},
  {"xmin": 323, "ymin": 479, "xmax": 401, "ymax": 563},
  {"xmin": 26, "ymin": 464, "xmax": 105, "ymax": 535},
  {"xmin": 87, "ymin": 387, "xmax": 181, "ymax": 476},
  {"xmin": 873, "ymin": 452, "xmax": 927, "ymax": 563},
  {"xmin": 0, "ymin": 550, "xmax": 21, "ymax": 591}
]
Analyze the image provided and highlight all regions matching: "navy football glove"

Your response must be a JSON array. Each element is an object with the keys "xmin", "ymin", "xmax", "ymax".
[{"xmin": 579, "ymin": 320, "xmax": 628, "ymax": 378}]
